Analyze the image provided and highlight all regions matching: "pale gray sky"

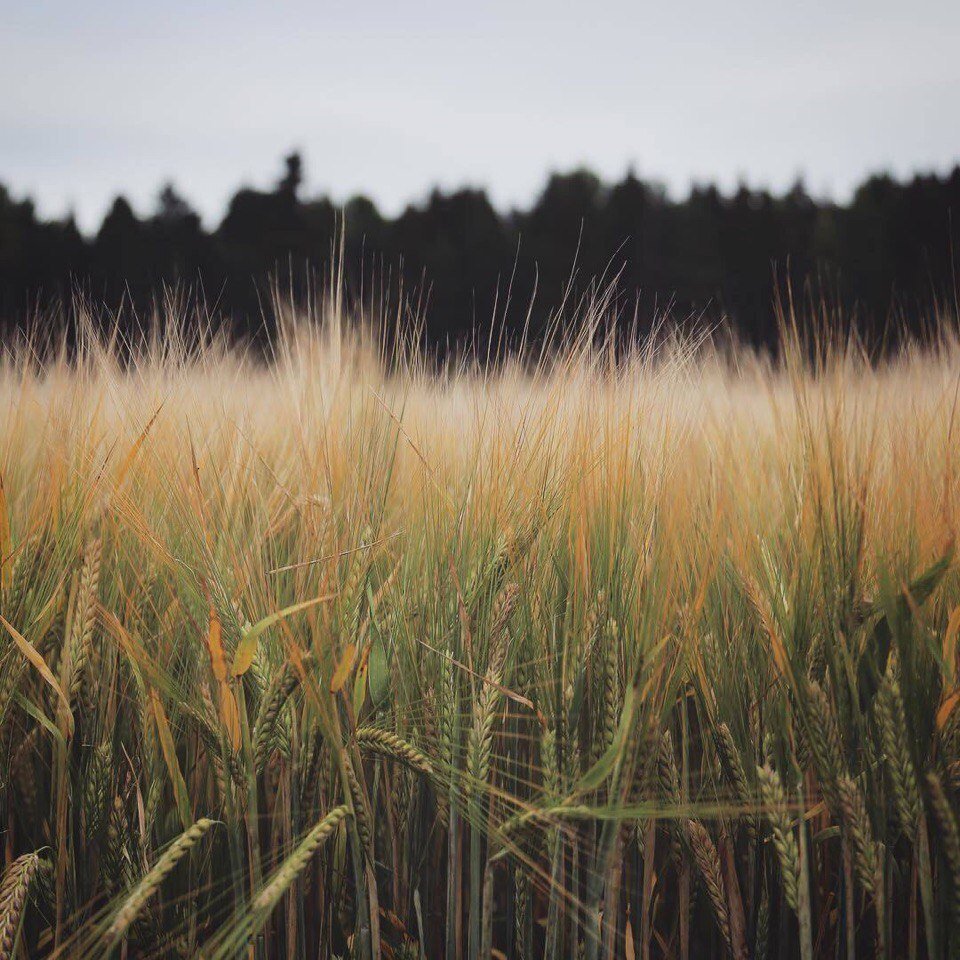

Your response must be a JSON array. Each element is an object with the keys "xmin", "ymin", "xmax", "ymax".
[{"xmin": 3, "ymin": 0, "xmax": 959, "ymax": 232}]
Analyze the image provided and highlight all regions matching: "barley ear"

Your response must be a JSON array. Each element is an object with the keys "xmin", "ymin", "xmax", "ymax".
[
  {"xmin": 355, "ymin": 726, "xmax": 434, "ymax": 778},
  {"xmin": 67, "ymin": 536, "xmax": 101, "ymax": 711},
  {"xmin": 657, "ymin": 729, "xmax": 684, "ymax": 867},
  {"xmin": 801, "ymin": 679, "xmax": 844, "ymax": 817},
  {"xmin": 756, "ymin": 764, "xmax": 801, "ymax": 913},
  {"xmin": 924, "ymin": 770, "xmax": 960, "ymax": 927},
  {"xmin": 344, "ymin": 755, "xmax": 373, "ymax": 856},
  {"xmin": 875, "ymin": 671, "xmax": 921, "ymax": 841},
  {"xmin": 0, "ymin": 852, "xmax": 41, "ymax": 960},
  {"xmin": 837, "ymin": 774, "xmax": 882, "ymax": 898},
  {"xmin": 253, "ymin": 805, "xmax": 350, "ymax": 916},
  {"xmin": 467, "ymin": 582, "xmax": 518, "ymax": 796},
  {"xmin": 685, "ymin": 819, "xmax": 733, "ymax": 954},
  {"xmin": 715, "ymin": 721, "xmax": 758, "ymax": 841},
  {"xmin": 106, "ymin": 818, "xmax": 217, "ymax": 946},
  {"xmin": 252, "ymin": 661, "xmax": 303, "ymax": 772}
]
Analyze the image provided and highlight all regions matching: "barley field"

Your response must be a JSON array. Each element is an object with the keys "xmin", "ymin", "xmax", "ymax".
[{"xmin": 1, "ymin": 306, "xmax": 960, "ymax": 959}]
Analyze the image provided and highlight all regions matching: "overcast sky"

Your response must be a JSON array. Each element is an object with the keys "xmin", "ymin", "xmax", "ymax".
[{"xmin": 4, "ymin": 0, "xmax": 959, "ymax": 232}]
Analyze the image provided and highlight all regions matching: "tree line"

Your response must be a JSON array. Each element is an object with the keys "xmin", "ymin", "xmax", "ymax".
[{"xmin": 2, "ymin": 152, "xmax": 959, "ymax": 350}]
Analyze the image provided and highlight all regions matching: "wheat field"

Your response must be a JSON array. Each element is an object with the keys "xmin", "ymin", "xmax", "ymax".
[{"xmin": 1, "ymin": 304, "xmax": 959, "ymax": 959}]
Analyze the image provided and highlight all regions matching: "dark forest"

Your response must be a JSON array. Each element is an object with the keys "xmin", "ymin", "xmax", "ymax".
[{"xmin": 2, "ymin": 153, "xmax": 959, "ymax": 350}]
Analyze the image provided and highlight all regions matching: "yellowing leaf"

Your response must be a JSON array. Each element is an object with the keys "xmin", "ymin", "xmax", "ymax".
[
  {"xmin": 206, "ymin": 605, "xmax": 228, "ymax": 682},
  {"xmin": 353, "ymin": 658, "xmax": 368, "ymax": 718},
  {"xmin": 231, "ymin": 625, "xmax": 258, "ymax": 679},
  {"xmin": 764, "ymin": 619, "xmax": 789, "ymax": 679},
  {"xmin": 937, "ymin": 688, "xmax": 960, "ymax": 732},
  {"xmin": 944, "ymin": 605, "xmax": 960, "ymax": 686},
  {"xmin": 330, "ymin": 643, "xmax": 357, "ymax": 693},
  {"xmin": 218, "ymin": 682, "xmax": 242, "ymax": 751},
  {"xmin": 0, "ymin": 613, "xmax": 74, "ymax": 739},
  {"xmin": 231, "ymin": 593, "xmax": 335, "ymax": 677},
  {"xmin": 150, "ymin": 689, "xmax": 193, "ymax": 829},
  {"xmin": 98, "ymin": 603, "xmax": 166, "ymax": 691}
]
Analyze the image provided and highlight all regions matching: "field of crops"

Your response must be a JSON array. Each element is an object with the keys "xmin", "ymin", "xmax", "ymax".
[{"xmin": 1, "ymin": 311, "xmax": 960, "ymax": 959}]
